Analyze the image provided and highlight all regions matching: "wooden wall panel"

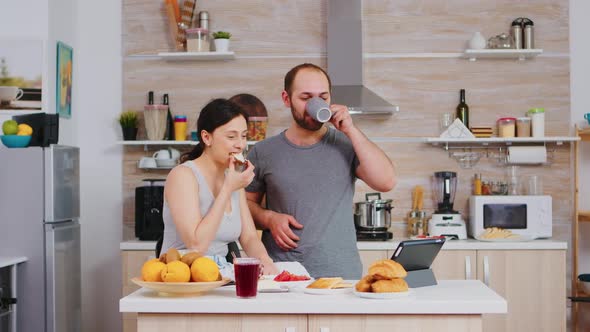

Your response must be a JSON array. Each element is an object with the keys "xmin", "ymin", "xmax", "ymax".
[
  {"xmin": 364, "ymin": 0, "xmax": 569, "ymax": 53},
  {"xmin": 122, "ymin": 0, "xmax": 572, "ymax": 245}
]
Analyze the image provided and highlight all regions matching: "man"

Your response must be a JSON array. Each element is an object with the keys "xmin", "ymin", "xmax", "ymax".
[{"xmin": 245, "ymin": 63, "xmax": 396, "ymax": 279}]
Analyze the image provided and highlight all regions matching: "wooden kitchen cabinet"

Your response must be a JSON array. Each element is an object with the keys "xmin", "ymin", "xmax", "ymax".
[
  {"xmin": 359, "ymin": 250, "xmax": 388, "ymax": 275},
  {"xmin": 476, "ymin": 250, "xmax": 566, "ymax": 332},
  {"xmin": 137, "ymin": 314, "xmax": 307, "ymax": 332},
  {"xmin": 307, "ymin": 314, "xmax": 481, "ymax": 332},
  {"xmin": 430, "ymin": 250, "xmax": 477, "ymax": 280}
]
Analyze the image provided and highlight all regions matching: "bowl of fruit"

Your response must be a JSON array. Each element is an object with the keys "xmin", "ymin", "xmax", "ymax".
[{"xmin": 1, "ymin": 120, "xmax": 33, "ymax": 148}]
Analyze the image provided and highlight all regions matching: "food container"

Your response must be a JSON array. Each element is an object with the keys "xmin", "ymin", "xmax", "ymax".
[
  {"xmin": 527, "ymin": 108, "xmax": 545, "ymax": 137},
  {"xmin": 144, "ymin": 104, "xmax": 168, "ymax": 140},
  {"xmin": 173, "ymin": 115, "xmax": 187, "ymax": 141},
  {"xmin": 516, "ymin": 117, "xmax": 531, "ymax": 137},
  {"xmin": 247, "ymin": 116, "xmax": 268, "ymax": 141},
  {"xmin": 354, "ymin": 193, "xmax": 393, "ymax": 230},
  {"xmin": 185, "ymin": 28, "xmax": 209, "ymax": 52},
  {"xmin": 497, "ymin": 117, "xmax": 516, "ymax": 138}
]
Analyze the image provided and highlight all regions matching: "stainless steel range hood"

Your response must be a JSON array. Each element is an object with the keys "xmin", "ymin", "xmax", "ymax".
[{"xmin": 327, "ymin": 0, "xmax": 399, "ymax": 115}]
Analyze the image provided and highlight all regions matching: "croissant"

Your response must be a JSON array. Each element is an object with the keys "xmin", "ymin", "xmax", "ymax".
[{"xmin": 368, "ymin": 259, "xmax": 407, "ymax": 280}]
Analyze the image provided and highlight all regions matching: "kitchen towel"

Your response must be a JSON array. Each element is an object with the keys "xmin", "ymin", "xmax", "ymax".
[
  {"xmin": 440, "ymin": 118, "xmax": 475, "ymax": 138},
  {"xmin": 507, "ymin": 146, "xmax": 547, "ymax": 164}
]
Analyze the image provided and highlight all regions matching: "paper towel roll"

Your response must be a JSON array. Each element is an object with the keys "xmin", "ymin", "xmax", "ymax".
[{"xmin": 507, "ymin": 146, "xmax": 547, "ymax": 164}]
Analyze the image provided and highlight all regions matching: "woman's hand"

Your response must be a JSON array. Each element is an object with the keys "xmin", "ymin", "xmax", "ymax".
[
  {"xmin": 261, "ymin": 259, "xmax": 279, "ymax": 275},
  {"xmin": 224, "ymin": 157, "xmax": 255, "ymax": 192}
]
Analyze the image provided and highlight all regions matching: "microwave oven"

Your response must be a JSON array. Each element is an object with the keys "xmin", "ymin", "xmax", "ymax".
[{"xmin": 469, "ymin": 195, "xmax": 552, "ymax": 239}]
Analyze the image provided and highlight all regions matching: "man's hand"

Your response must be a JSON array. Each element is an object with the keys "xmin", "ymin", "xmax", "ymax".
[
  {"xmin": 329, "ymin": 104, "xmax": 355, "ymax": 135},
  {"xmin": 268, "ymin": 212, "xmax": 304, "ymax": 251}
]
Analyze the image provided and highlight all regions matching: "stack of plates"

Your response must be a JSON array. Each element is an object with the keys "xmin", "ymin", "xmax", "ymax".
[{"xmin": 470, "ymin": 126, "xmax": 494, "ymax": 138}]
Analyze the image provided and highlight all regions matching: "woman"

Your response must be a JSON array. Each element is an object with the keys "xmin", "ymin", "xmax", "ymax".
[{"xmin": 161, "ymin": 98, "xmax": 278, "ymax": 275}]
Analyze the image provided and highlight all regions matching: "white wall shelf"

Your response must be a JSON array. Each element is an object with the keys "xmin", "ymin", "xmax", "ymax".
[
  {"xmin": 128, "ymin": 52, "xmax": 235, "ymax": 61},
  {"xmin": 0, "ymin": 110, "xmax": 45, "ymax": 116},
  {"xmin": 427, "ymin": 136, "xmax": 579, "ymax": 146},
  {"xmin": 464, "ymin": 49, "xmax": 543, "ymax": 61},
  {"xmin": 117, "ymin": 140, "xmax": 198, "ymax": 146}
]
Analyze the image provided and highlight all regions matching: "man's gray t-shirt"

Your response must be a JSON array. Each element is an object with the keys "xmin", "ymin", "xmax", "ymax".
[{"xmin": 246, "ymin": 128, "xmax": 362, "ymax": 279}]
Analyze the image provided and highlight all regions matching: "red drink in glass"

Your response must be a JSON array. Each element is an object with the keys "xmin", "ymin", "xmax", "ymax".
[{"xmin": 234, "ymin": 258, "xmax": 260, "ymax": 298}]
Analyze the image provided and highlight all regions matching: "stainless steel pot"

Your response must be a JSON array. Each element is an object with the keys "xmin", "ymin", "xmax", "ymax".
[{"xmin": 354, "ymin": 193, "xmax": 393, "ymax": 230}]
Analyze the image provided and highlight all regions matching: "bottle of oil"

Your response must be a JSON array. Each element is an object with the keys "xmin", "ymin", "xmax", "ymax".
[
  {"xmin": 456, "ymin": 89, "xmax": 469, "ymax": 129},
  {"xmin": 163, "ymin": 93, "xmax": 175, "ymax": 140}
]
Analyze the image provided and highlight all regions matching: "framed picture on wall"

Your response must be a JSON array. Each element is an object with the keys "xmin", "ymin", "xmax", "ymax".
[
  {"xmin": 0, "ymin": 39, "xmax": 43, "ymax": 111},
  {"xmin": 56, "ymin": 41, "xmax": 73, "ymax": 118}
]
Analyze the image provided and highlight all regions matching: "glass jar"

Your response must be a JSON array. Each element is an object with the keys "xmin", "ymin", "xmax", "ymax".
[
  {"xmin": 407, "ymin": 211, "xmax": 427, "ymax": 237},
  {"xmin": 173, "ymin": 115, "xmax": 187, "ymax": 141},
  {"xmin": 247, "ymin": 116, "xmax": 268, "ymax": 141},
  {"xmin": 185, "ymin": 28, "xmax": 209, "ymax": 52},
  {"xmin": 497, "ymin": 117, "xmax": 516, "ymax": 138},
  {"xmin": 516, "ymin": 117, "xmax": 531, "ymax": 137},
  {"xmin": 144, "ymin": 104, "xmax": 168, "ymax": 140},
  {"xmin": 527, "ymin": 108, "xmax": 545, "ymax": 137}
]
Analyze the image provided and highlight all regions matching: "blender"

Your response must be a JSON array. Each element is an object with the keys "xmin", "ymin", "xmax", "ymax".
[{"xmin": 428, "ymin": 171, "xmax": 467, "ymax": 239}]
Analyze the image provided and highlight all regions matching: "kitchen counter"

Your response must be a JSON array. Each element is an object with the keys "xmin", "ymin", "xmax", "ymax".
[
  {"xmin": 0, "ymin": 256, "xmax": 27, "ymax": 268},
  {"xmin": 120, "ymin": 280, "xmax": 505, "ymax": 314},
  {"xmin": 121, "ymin": 238, "xmax": 567, "ymax": 251},
  {"xmin": 120, "ymin": 280, "xmax": 506, "ymax": 332}
]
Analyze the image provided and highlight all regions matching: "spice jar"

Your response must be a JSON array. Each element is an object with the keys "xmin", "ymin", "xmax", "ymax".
[
  {"xmin": 247, "ymin": 116, "xmax": 268, "ymax": 141},
  {"xmin": 527, "ymin": 108, "xmax": 545, "ymax": 137},
  {"xmin": 497, "ymin": 117, "xmax": 516, "ymax": 138},
  {"xmin": 185, "ymin": 28, "xmax": 209, "ymax": 52},
  {"xmin": 516, "ymin": 117, "xmax": 531, "ymax": 137},
  {"xmin": 173, "ymin": 115, "xmax": 187, "ymax": 141}
]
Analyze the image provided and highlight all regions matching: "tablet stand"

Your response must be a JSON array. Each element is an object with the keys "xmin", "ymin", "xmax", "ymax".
[{"xmin": 405, "ymin": 268, "xmax": 437, "ymax": 288}]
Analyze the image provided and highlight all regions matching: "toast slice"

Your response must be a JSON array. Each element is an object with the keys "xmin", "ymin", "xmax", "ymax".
[{"xmin": 306, "ymin": 277, "xmax": 344, "ymax": 289}]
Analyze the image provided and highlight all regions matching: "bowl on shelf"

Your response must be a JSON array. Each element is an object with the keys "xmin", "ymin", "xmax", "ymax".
[
  {"xmin": 579, "ymin": 274, "xmax": 590, "ymax": 294},
  {"xmin": 451, "ymin": 151, "xmax": 482, "ymax": 169},
  {"xmin": 155, "ymin": 159, "xmax": 177, "ymax": 168},
  {"xmin": 1, "ymin": 135, "xmax": 31, "ymax": 148}
]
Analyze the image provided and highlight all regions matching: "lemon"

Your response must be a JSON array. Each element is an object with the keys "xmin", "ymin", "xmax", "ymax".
[
  {"xmin": 2, "ymin": 120, "xmax": 18, "ymax": 135},
  {"xmin": 141, "ymin": 258, "xmax": 166, "ymax": 282},
  {"xmin": 17, "ymin": 124, "xmax": 32, "ymax": 136},
  {"xmin": 190, "ymin": 257, "xmax": 221, "ymax": 282},
  {"xmin": 161, "ymin": 261, "xmax": 191, "ymax": 283}
]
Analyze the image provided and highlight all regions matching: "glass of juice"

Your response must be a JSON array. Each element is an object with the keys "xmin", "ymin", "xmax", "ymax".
[{"xmin": 234, "ymin": 257, "xmax": 261, "ymax": 298}]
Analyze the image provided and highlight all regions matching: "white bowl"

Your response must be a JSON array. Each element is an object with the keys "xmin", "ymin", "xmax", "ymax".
[
  {"xmin": 155, "ymin": 159, "xmax": 177, "ymax": 168},
  {"xmin": 580, "ymin": 280, "xmax": 590, "ymax": 294}
]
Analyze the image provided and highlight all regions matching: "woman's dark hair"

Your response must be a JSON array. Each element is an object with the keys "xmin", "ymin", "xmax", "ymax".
[
  {"xmin": 180, "ymin": 98, "xmax": 247, "ymax": 163},
  {"xmin": 284, "ymin": 63, "xmax": 331, "ymax": 97},
  {"xmin": 229, "ymin": 93, "xmax": 268, "ymax": 117}
]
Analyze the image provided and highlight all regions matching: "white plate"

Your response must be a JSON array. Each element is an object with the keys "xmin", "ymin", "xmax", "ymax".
[
  {"xmin": 303, "ymin": 287, "xmax": 353, "ymax": 295},
  {"xmin": 474, "ymin": 235, "xmax": 535, "ymax": 242},
  {"xmin": 353, "ymin": 289, "xmax": 412, "ymax": 299},
  {"xmin": 131, "ymin": 277, "xmax": 230, "ymax": 295}
]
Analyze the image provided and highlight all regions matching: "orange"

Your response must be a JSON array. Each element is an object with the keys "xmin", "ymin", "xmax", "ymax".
[
  {"xmin": 141, "ymin": 258, "xmax": 166, "ymax": 282},
  {"xmin": 190, "ymin": 257, "xmax": 221, "ymax": 282},
  {"xmin": 161, "ymin": 261, "xmax": 191, "ymax": 283}
]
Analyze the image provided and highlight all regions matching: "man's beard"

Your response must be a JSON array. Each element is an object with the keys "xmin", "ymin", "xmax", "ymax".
[{"xmin": 291, "ymin": 105, "xmax": 323, "ymax": 131}]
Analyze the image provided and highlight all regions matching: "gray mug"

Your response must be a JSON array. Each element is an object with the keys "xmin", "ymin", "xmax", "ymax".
[{"xmin": 305, "ymin": 97, "xmax": 332, "ymax": 123}]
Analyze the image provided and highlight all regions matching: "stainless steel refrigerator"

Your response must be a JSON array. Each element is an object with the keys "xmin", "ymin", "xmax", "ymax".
[{"xmin": 0, "ymin": 145, "xmax": 81, "ymax": 332}]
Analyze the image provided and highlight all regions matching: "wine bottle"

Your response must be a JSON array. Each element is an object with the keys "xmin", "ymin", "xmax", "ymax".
[
  {"xmin": 163, "ymin": 93, "xmax": 175, "ymax": 140},
  {"xmin": 456, "ymin": 89, "xmax": 469, "ymax": 129}
]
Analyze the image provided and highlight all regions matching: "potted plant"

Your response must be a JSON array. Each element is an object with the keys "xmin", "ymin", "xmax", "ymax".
[
  {"xmin": 212, "ymin": 31, "xmax": 232, "ymax": 53},
  {"xmin": 119, "ymin": 110, "xmax": 138, "ymax": 140}
]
